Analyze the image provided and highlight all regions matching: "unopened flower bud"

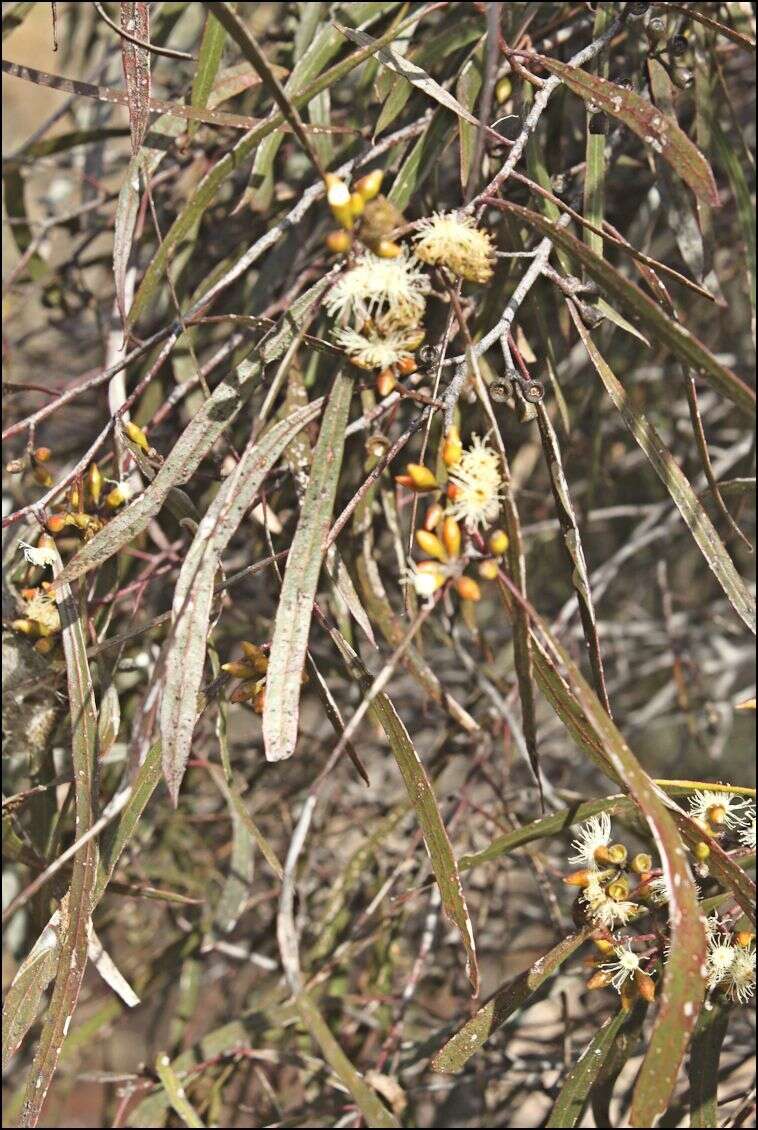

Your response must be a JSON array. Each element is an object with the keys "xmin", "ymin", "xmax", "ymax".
[
  {"xmin": 736, "ymin": 931, "xmax": 755, "ymax": 948},
  {"xmin": 325, "ymin": 174, "xmax": 353, "ymax": 230},
  {"xmin": 495, "ymin": 76, "xmax": 512, "ymax": 104},
  {"xmin": 326, "ymin": 229, "xmax": 352, "ymax": 254},
  {"xmin": 86, "ymin": 462, "xmax": 103, "ymax": 506},
  {"xmin": 592, "ymin": 937, "xmax": 616, "ymax": 955},
  {"xmin": 353, "ymin": 169, "xmax": 383, "ymax": 201},
  {"xmin": 416, "ymin": 528, "xmax": 447, "ymax": 561},
  {"xmin": 33, "ymin": 447, "xmax": 51, "ymax": 463},
  {"xmin": 455, "ymin": 576, "xmax": 481, "ymax": 602},
  {"xmin": 563, "ymin": 869, "xmax": 593, "ymax": 888},
  {"xmin": 401, "ymin": 464, "xmax": 438, "ymax": 492},
  {"xmin": 693, "ymin": 841, "xmax": 711, "ymax": 862},
  {"xmin": 635, "ymin": 970, "xmax": 656, "ymax": 1002},
  {"xmin": 488, "ymin": 529, "xmax": 509, "ymax": 556},
  {"xmin": 123, "ymin": 420, "xmax": 149, "ymax": 452},
  {"xmin": 441, "ymin": 516, "xmax": 461, "ymax": 559},
  {"xmin": 423, "ymin": 503, "xmax": 444, "ymax": 532},
  {"xmin": 397, "ymin": 355, "xmax": 417, "ymax": 376},
  {"xmin": 46, "ymin": 513, "xmax": 68, "ymax": 535},
  {"xmin": 375, "ymin": 369, "xmax": 397, "ymax": 398},
  {"xmin": 375, "ymin": 239, "xmax": 402, "ymax": 259},
  {"xmin": 349, "ymin": 192, "xmax": 365, "ymax": 218},
  {"xmin": 441, "ymin": 426, "xmax": 463, "ymax": 469},
  {"xmin": 478, "ymin": 560, "xmax": 499, "ymax": 580},
  {"xmin": 587, "ymin": 969, "xmax": 612, "ymax": 990}
]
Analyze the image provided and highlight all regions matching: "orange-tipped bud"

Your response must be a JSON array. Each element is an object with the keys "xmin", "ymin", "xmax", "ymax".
[
  {"xmin": 447, "ymin": 482, "xmax": 461, "ymax": 502},
  {"xmin": 222, "ymin": 661, "xmax": 259, "ymax": 679},
  {"xmin": 631, "ymin": 852, "xmax": 653, "ymax": 875},
  {"xmin": 403, "ymin": 464, "xmax": 438, "ymax": 492},
  {"xmin": 33, "ymin": 447, "xmax": 51, "ymax": 463},
  {"xmin": 441, "ymin": 425, "xmax": 463, "ymax": 469},
  {"xmin": 635, "ymin": 970, "xmax": 656, "ymax": 1002},
  {"xmin": 353, "ymin": 169, "xmax": 383, "ymax": 202},
  {"xmin": 20, "ymin": 587, "xmax": 39, "ymax": 601},
  {"xmin": 375, "ymin": 369, "xmax": 397, "ymax": 397},
  {"xmin": 563, "ymin": 869, "xmax": 593, "ymax": 888},
  {"xmin": 325, "ymin": 229, "xmax": 352, "ymax": 254},
  {"xmin": 375, "ymin": 239, "xmax": 402, "ymax": 259},
  {"xmin": 86, "ymin": 462, "xmax": 103, "ymax": 506},
  {"xmin": 478, "ymin": 559, "xmax": 499, "ymax": 580},
  {"xmin": 32, "ymin": 465, "xmax": 53, "ymax": 487},
  {"xmin": 586, "ymin": 969, "xmax": 612, "ymax": 990},
  {"xmin": 123, "ymin": 420, "xmax": 149, "ymax": 452},
  {"xmin": 46, "ymin": 513, "xmax": 69, "ymax": 535},
  {"xmin": 325, "ymin": 174, "xmax": 353, "ymax": 230},
  {"xmin": 395, "ymin": 475, "xmax": 413, "ymax": 489},
  {"xmin": 252, "ymin": 685, "xmax": 266, "ymax": 714},
  {"xmin": 694, "ymin": 841, "xmax": 711, "ymax": 862},
  {"xmin": 69, "ymin": 512, "xmax": 92, "ymax": 530},
  {"xmin": 592, "ymin": 937, "xmax": 616, "ymax": 955},
  {"xmin": 736, "ymin": 931, "xmax": 755, "ymax": 948},
  {"xmin": 415, "ymin": 528, "xmax": 448, "ymax": 562},
  {"xmin": 349, "ymin": 192, "xmax": 365, "ymax": 218},
  {"xmin": 241, "ymin": 642, "xmax": 268, "ymax": 672},
  {"xmin": 595, "ymin": 843, "xmax": 628, "ymax": 867},
  {"xmin": 397, "ymin": 355, "xmax": 417, "ymax": 376},
  {"xmin": 455, "ymin": 576, "xmax": 481, "ymax": 602},
  {"xmin": 34, "ymin": 637, "xmax": 57, "ymax": 655},
  {"xmin": 488, "ymin": 529, "xmax": 509, "ymax": 556},
  {"xmin": 423, "ymin": 502, "xmax": 444, "ymax": 532},
  {"xmin": 441, "ymin": 516, "xmax": 461, "ymax": 558}
]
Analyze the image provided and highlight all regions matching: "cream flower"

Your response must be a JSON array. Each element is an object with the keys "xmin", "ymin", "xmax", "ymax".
[
  {"xmin": 581, "ymin": 872, "xmax": 639, "ymax": 929},
  {"xmin": 706, "ymin": 935, "xmax": 737, "ymax": 991},
  {"xmin": 18, "ymin": 540, "xmax": 57, "ymax": 568},
  {"xmin": 325, "ymin": 250, "xmax": 429, "ymax": 326},
  {"xmin": 600, "ymin": 943, "xmax": 643, "ymax": 991},
  {"xmin": 569, "ymin": 813, "xmax": 612, "ymax": 869},
  {"xmin": 447, "ymin": 436, "xmax": 503, "ymax": 530},
  {"xmin": 724, "ymin": 944, "xmax": 756, "ymax": 1004},
  {"xmin": 738, "ymin": 807, "xmax": 756, "ymax": 850},
  {"xmin": 688, "ymin": 790, "xmax": 749, "ymax": 830},
  {"xmin": 24, "ymin": 592, "xmax": 60, "ymax": 635},
  {"xmin": 405, "ymin": 561, "xmax": 446, "ymax": 602},
  {"xmin": 332, "ymin": 327, "xmax": 413, "ymax": 371},
  {"xmin": 414, "ymin": 212, "xmax": 495, "ymax": 283}
]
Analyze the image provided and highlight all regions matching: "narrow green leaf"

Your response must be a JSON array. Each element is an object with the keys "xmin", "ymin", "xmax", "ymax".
[
  {"xmin": 263, "ymin": 370, "xmax": 354, "ymax": 762},
  {"xmin": 570, "ymin": 306, "xmax": 755, "ymax": 635},
  {"xmin": 536, "ymin": 54, "xmax": 720, "ymax": 206},
  {"xmin": 547, "ymin": 1008, "xmax": 629, "ymax": 1128},
  {"xmin": 689, "ymin": 998, "xmax": 730, "ymax": 1128},
  {"xmin": 2, "ymin": 912, "xmax": 61, "ymax": 1070},
  {"xmin": 431, "ymin": 929, "xmax": 591, "ymax": 1072},
  {"xmin": 188, "ymin": 8, "xmax": 228, "ymax": 140},
  {"xmin": 329, "ymin": 628, "xmax": 480, "ymax": 996},
  {"xmin": 154, "ymin": 1053, "xmax": 206, "ymax": 1128},
  {"xmin": 161, "ymin": 399, "xmax": 322, "ymax": 801}
]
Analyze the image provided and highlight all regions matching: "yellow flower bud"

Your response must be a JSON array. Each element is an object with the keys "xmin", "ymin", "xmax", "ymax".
[
  {"xmin": 325, "ymin": 229, "xmax": 352, "ymax": 254},
  {"xmin": 620, "ymin": 980, "xmax": 639, "ymax": 1011},
  {"xmin": 563, "ymin": 869, "xmax": 593, "ymax": 888},
  {"xmin": 86, "ymin": 462, "xmax": 103, "ymax": 506},
  {"xmin": 123, "ymin": 420, "xmax": 149, "ymax": 452},
  {"xmin": 586, "ymin": 969, "xmax": 612, "ymax": 990},
  {"xmin": 32, "ymin": 464, "xmax": 53, "ymax": 487},
  {"xmin": 736, "ymin": 931, "xmax": 755, "ymax": 948},
  {"xmin": 396, "ymin": 355, "xmax": 417, "ymax": 376},
  {"xmin": 241, "ymin": 642, "xmax": 268, "ymax": 672},
  {"xmin": 349, "ymin": 192, "xmax": 365, "ymax": 218},
  {"xmin": 402, "ymin": 464, "xmax": 438, "ymax": 492},
  {"xmin": 34, "ymin": 636, "xmax": 57, "ymax": 655},
  {"xmin": 441, "ymin": 425, "xmax": 463, "ymax": 469},
  {"xmin": 46, "ymin": 513, "xmax": 69, "ymax": 535},
  {"xmin": 104, "ymin": 484, "xmax": 130, "ymax": 509},
  {"xmin": 592, "ymin": 937, "xmax": 616, "ymax": 955},
  {"xmin": 631, "ymin": 852, "xmax": 653, "ymax": 875},
  {"xmin": 441, "ymin": 516, "xmax": 461, "ymax": 559},
  {"xmin": 495, "ymin": 75, "xmax": 512, "ymax": 104},
  {"xmin": 635, "ymin": 970, "xmax": 656, "ymax": 1003},
  {"xmin": 375, "ymin": 239, "xmax": 402, "ymax": 259},
  {"xmin": 33, "ymin": 447, "xmax": 51, "ymax": 463},
  {"xmin": 423, "ymin": 503, "xmax": 444, "ymax": 532},
  {"xmin": 353, "ymin": 169, "xmax": 383, "ymax": 202},
  {"xmin": 415, "ymin": 528, "xmax": 448, "ymax": 562},
  {"xmin": 478, "ymin": 560, "xmax": 499, "ymax": 580},
  {"xmin": 693, "ymin": 841, "xmax": 711, "ymax": 862},
  {"xmin": 488, "ymin": 529, "xmax": 509, "ymax": 556},
  {"xmin": 455, "ymin": 576, "xmax": 481, "ymax": 602},
  {"xmin": 222, "ymin": 661, "xmax": 259, "ymax": 679},
  {"xmin": 325, "ymin": 174, "xmax": 353, "ymax": 230},
  {"xmin": 375, "ymin": 369, "xmax": 397, "ymax": 398}
]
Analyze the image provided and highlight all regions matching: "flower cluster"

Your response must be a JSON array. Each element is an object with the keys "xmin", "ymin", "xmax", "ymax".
[
  {"xmin": 414, "ymin": 212, "xmax": 495, "ymax": 283},
  {"xmin": 447, "ymin": 435, "xmax": 504, "ymax": 530},
  {"xmin": 704, "ymin": 916, "xmax": 756, "ymax": 1004}
]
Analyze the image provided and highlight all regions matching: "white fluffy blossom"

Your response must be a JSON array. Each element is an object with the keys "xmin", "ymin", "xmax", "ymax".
[
  {"xmin": 325, "ymin": 250, "xmax": 429, "ymax": 326},
  {"xmin": 414, "ymin": 212, "xmax": 495, "ymax": 283},
  {"xmin": 737, "ymin": 806, "xmax": 756, "ymax": 850},
  {"xmin": 447, "ymin": 436, "xmax": 503, "ymax": 530},
  {"xmin": 332, "ymin": 327, "xmax": 413, "ymax": 370},
  {"xmin": 724, "ymin": 944, "xmax": 756, "ymax": 1004},
  {"xmin": 600, "ymin": 943, "xmax": 643, "ymax": 991},
  {"xmin": 569, "ymin": 813, "xmax": 612, "ymax": 869},
  {"xmin": 18, "ymin": 540, "xmax": 57, "ymax": 568},
  {"xmin": 687, "ymin": 790, "xmax": 749, "ymax": 830}
]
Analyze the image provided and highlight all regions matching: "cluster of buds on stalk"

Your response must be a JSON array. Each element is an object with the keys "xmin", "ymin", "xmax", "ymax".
[
  {"xmin": 396, "ymin": 427, "xmax": 509, "ymax": 608},
  {"xmin": 222, "ymin": 642, "xmax": 309, "ymax": 715},
  {"xmin": 6, "ymin": 444, "xmax": 54, "ymax": 489},
  {"xmin": 43, "ymin": 429, "xmax": 142, "ymax": 545},
  {"xmin": 11, "ymin": 534, "xmax": 61, "ymax": 652},
  {"xmin": 324, "ymin": 169, "xmax": 403, "ymax": 258}
]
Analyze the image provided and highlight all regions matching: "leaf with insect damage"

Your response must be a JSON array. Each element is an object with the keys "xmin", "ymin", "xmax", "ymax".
[{"xmin": 120, "ymin": 3, "xmax": 151, "ymax": 154}]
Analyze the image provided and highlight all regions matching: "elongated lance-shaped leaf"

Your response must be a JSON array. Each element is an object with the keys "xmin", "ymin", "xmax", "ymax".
[
  {"xmin": 188, "ymin": 8, "xmax": 227, "ymax": 140},
  {"xmin": 497, "ymin": 576, "xmax": 708, "ymax": 1129},
  {"xmin": 161, "ymin": 398, "xmax": 322, "ymax": 802},
  {"xmin": 534, "ymin": 54, "xmax": 720, "ymax": 206},
  {"xmin": 154, "ymin": 1053, "xmax": 206, "ymax": 1128},
  {"xmin": 689, "ymin": 998, "xmax": 730, "ymax": 1128},
  {"xmin": 54, "ymin": 278, "xmax": 332, "ymax": 591},
  {"xmin": 547, "ymin": 1008, "xmax": 630, "ymax": 1128},
  {"xmin": 263, "ymin": 370, "xmax": 354, "ymax": 762},
  {"xmin": 2, "ymin": 911, "xmax": 61, "ymax": 1070},
  {"xmin": 486, "ymin": 200, "xmax": 756, "ymax": 420},
  {"xmin": 569, "ymin": 306, "xmax": 755, "ymax": 635},
  {"xmin": 328, "ymin": 625, "xmax": 480, "ymax": 996},
  {"xmin": 19, "ymin": 549, "xmax": 99, "ymax": 1128},
  {"xmin": 120, "ymin": 3, "xmax": 151, "ymax": 154},
  {"xmin": 432, "ymin": 929, "xmax": 591, "ymax": 1072}
]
